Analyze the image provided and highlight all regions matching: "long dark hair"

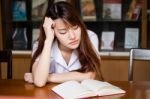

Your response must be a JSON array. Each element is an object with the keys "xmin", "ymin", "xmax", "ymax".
[{"xmin": 31, "ymin": 1, "xmax": 103, "ymax": 80}]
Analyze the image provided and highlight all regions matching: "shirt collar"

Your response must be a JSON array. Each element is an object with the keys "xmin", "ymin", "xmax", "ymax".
[{"xmin": 51, "ymin": 40, "xmax": 78, "ymax": 67}]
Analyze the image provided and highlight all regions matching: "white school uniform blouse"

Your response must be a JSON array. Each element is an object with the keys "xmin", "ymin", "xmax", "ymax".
[{"xmin": 32, "ymin": 30, "xmax": 99, "ymax": 73}]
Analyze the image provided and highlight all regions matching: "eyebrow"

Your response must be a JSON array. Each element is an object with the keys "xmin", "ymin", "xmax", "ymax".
[{"xmin": 57, "ymin": 28, "xmax": 67, "ymax": 31}]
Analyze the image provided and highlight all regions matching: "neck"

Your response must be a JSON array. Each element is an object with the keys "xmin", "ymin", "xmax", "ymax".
[
  {"xmin": 58, "ymin": 43, "xmax": 72, "ymax": 54},
  {"xmin": 58, "ymin": 42, "xmax": 73, "ymax": 65}
]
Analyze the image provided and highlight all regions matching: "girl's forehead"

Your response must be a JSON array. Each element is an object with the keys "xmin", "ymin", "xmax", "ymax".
[
  {"xmin": 54, "ymin": 19, "xmax": 65, "ymax": 26},
  {"xmin": 54, "ymin": 18, "xmax": 77, "ymax": 28}
]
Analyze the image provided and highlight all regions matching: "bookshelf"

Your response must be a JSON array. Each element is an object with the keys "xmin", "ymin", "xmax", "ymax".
[
  {"xmin": 1, "ymin": 0, "xmax": 150, "ymax": 80},
  {"xmin": 76, "ymin": 0, "xmax": 147, "ymax": 51},
  {"xmin": 0, "ymin": 0, "xmax": 2, "ymax": 50},
  {"xmin": 1, "ymin": 0, "xmax": 148, "ymax": 51},
  {"xmin": 148, "ymin": 0, "xmax": 150, "ymax": 48}
]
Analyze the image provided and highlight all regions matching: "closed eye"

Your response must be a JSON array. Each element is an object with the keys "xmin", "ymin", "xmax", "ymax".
[
  {"xmin": 72, "ymin": 25, "xmax": 78, "ymax": 30},
  {"xmin": 59, "ymin": 29, "xmax": 67, "ymax": 34}
]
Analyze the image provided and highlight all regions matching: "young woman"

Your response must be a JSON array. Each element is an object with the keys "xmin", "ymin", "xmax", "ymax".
[{"xmin": 24, "ymin": 1, "xmax": 103, "ymax": 87}]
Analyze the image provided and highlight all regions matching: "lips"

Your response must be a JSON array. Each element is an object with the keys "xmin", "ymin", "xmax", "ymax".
[{"xmin": 69, "ymin": 40, "xmax": 79, "ymax": 45}]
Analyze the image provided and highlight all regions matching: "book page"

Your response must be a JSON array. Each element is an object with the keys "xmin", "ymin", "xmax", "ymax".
[
  {"xmin": 81, "ymin": 79, "xmax": 125, "ymax": 96},
  {"xmin": 96, "ymin": 85, "xmax": 125, "ymax": 96},
  {"xmin": 81, "ymin": 79, "xmax": 112, "ymax": 92},
  {"xmin": 52, "ymin": 81, "xmax": 95, "ymax": 99}
]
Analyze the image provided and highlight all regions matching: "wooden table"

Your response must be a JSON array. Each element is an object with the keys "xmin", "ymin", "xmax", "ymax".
[{"xmin": 0, "ymin": 80, "xmax": 150, "ymax": 99}]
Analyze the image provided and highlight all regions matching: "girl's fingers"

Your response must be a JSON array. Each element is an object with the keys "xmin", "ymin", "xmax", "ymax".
[{"xmin": 24, "ymin": 73, "xmax": 33, "ymax": 83}]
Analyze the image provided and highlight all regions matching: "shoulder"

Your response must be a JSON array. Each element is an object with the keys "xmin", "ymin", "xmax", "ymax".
[
  {"xmin": 87, "ymin": 30, "xmax": 98, "ymax": 41},
  {"xmin": 87, "ymin": 30, "xmax": 97, "ymax": 37},
  {"xmin": 32, "ymin": 41, "xmax": 39, "ymax": 56},
  {"xmin": 86, "ymin": 29, "xmax": 99, "ymax": 54}
]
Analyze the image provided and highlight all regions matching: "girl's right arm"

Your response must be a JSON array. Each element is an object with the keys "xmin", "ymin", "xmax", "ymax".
[
  {"xmin": 32, "ymin": 17, "xmax": 55, "ymax": 87},
  {"xmin": 24, "ymin": 71, "xmax": 95, "ymax": 84}
]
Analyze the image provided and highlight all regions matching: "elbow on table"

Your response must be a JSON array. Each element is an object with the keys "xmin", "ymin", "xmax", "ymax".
[{"xmin": 33, "ymin": 80, "xmax": 46, "ymax": 87}]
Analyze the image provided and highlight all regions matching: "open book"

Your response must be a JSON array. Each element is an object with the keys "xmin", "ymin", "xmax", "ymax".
[{"xmin": 51, "ymin": 79, "xmax": 126, "ymax": 99}]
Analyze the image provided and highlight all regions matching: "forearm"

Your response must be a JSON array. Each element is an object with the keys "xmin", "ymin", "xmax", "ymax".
[
  {"xmin": 48, "ymin": 72, "xmax": 95, "ymax": 83},
  {"xmin": 32, "ymin": 40, "xmax": 53, "ymax": 87}
]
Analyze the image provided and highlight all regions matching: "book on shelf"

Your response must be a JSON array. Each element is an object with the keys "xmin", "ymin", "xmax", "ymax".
[
  {"xmin": 125, "ymin": 0, "xmax": 142, "ymax": 20},
  {"xmin": 12, "ymin": 28, "xmax": 28, "ymax": 50},
  {"xmin": 54, "ymin": 0, "xmax": 67, "ymax": 2},
  {"xmin": 32, "ymin": 0, "xmax": 48, "ymax": 21},
  {"xmin": 52, "ymin": 79, "xmax": 125, "ymax": 99},
  {"xmin": 100, "ymin": 31, "xmax": 115, "ymax": 50},
  {"xmin": 102, "ymin": 0, "xmax": 122, "ymax": 20},
  {"xmin": 80, "ymin": 0, "xmax": 97, "ymax": 21},
  {"xmin": 12, "ymin": 0, "xmax": 27, "ymax": 21},
  {"xmin": 32, "ymin": 28, "xmax": 40, "ymax": 47},
  {"xmin": 124, "ymin": 28, "xmax": 139, "ymax": 49}
]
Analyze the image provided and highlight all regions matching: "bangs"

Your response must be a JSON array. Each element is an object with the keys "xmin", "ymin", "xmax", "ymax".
[{"xmin": 62, "ymin": 18, "xmax": 80, "ymax": 28}]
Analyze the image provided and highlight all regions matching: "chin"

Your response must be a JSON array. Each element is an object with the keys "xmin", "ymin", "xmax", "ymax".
[{"xmin": 69, "ymin": 44, "xmax": 79, "ymax": 49}]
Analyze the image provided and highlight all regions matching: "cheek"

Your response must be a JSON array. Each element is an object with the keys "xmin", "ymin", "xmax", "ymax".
[
  {"xmin": 54, "ymin": 30, "xmax": 63, "ymax": 40},
  {"xmin": 76, "ymin": 28, "xmax": 81, "ymax": 39},
  {"xmin": 55, "ymin": 33, "xmax": 68, "ymax": 43},
  {"xmin": 57, "ymin": 37, "xmax": 69, "ymax": 47}
]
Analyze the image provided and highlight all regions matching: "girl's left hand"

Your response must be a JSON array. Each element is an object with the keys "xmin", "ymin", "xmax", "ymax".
[{"xmin": 86, "ymin": 72, "xmax": 96, "ymax": 79}]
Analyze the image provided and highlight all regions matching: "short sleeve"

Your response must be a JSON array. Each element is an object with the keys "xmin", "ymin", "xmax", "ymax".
[
  {"xmin": 32, "ymin": 41, "xmax": 38, "ymax": 57},
  {"xmin": 87, "ymin": 30, "xmax": 99, "ymax": 53},
  {"xmin": 49, "ymin": 58, "xmax": 55, "ymax": 73}
]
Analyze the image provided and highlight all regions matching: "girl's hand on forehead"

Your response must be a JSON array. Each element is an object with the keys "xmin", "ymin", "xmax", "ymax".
[{"xmin": 43, "ymin": 17, "xmax": 55, "ymax": 40}]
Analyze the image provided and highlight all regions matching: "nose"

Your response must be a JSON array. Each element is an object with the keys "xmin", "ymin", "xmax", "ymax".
[{"xmin": 68, "ymin": 29, "xmax": 76, "ymax": 39}]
